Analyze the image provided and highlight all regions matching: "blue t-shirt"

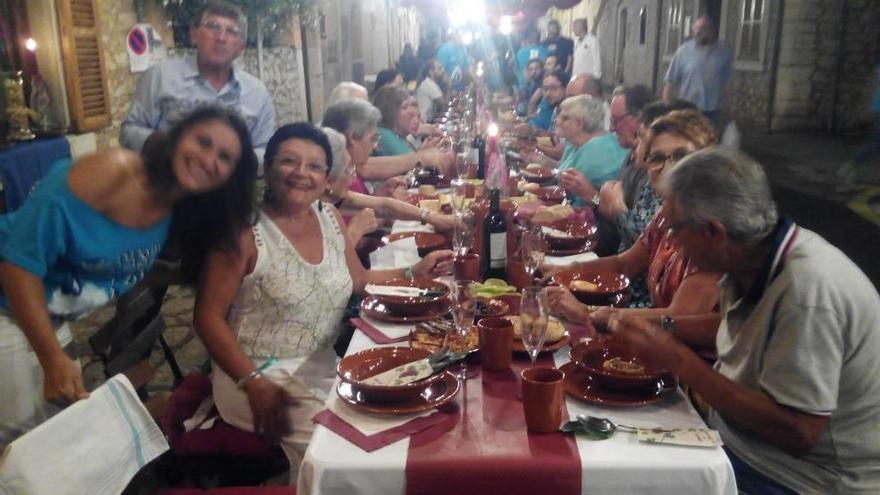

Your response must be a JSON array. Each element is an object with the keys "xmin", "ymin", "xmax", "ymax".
[
  {"xmin": 559, "ymin": 134, "xmax": 629, "ymax": 206},
  {"xmin": 0, "ymin": 159, "xmax": 171, "ymax": 318},
  {"xmin": 528, "ymin": 97, "xmax": 556, "ymax": 131},
  {"xmin": 516, "ymin": 44, "xmax": 550, "ymax": 86},
  {"xmin": 436, "ymin": 42, "xmax": 470, "ymax": 90},
  {"xmin": 374, "ymin": 127, "xmax": 415, "ymax": 157},
  {"xmin": 664, "ymin": 39, "xmax": 733, "ymax": 112}
]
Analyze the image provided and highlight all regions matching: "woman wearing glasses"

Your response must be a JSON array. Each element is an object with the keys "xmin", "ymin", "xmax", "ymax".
[
  {"xmin": 546, "ymin": 110, "xmax": 721, "ymax": 348},
  {"xmin": 193, "ymin": 123, "xmax": 452, "ymax": 479},
  {"xmin": 322, "ymin": 99, "xmax": 456, "ymax": 245}
]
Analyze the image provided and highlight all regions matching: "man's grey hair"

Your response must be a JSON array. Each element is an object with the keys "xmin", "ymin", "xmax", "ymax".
[
  {"xmin": 560, "ymin": 95, "xmax": 605, "ymax": 134},
  {"xmin": 196, "ymin": 0, "xmax": 248, "ymax": 38},
  {"xmin": 327, "ymin": 82, "xmax": 369, "ymax": 107},
  {"xmin": 322, "ymin": 98, "xmax": 381, "ymax": 140},
  {"xmin": 660, "ymin": 147, "xmax": 778, "ymax": 244},
  {"xmin": 322, "ymin": 127, "xmax": 350, "ymax": 179}
]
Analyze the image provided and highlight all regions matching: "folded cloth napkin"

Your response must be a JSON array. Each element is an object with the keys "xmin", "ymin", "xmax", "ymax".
[
  {"xmin": 364, "ymin": 284, "xmax": 436, "ymax": 298},
  {"xmin": 544, "ymin": 251, "xmax": 598, "ymax": 268},
  {"xmin": 0, "ymin": 374, "xmax": 169, "ymax": 495},
  {"xmin": 391, "ymin": 220, "xmax": 435, "ymax": 234},
  {"xmin": 352, "ymin": 318, "xmax": 411, "ymax": 344},
  {"xmin": 369, "ymin": 236, "xmax": 421, "ymax": 270},
  {"xmin": 312, "ymin": 391, "xmax": 453, "ymax": 452}
]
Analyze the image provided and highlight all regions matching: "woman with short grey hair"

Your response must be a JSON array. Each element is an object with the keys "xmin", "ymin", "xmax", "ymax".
[
  {"xmin": 661, "ymin": 148, "xmax": 778, "ymax": 244},
  {"xmin": 325, "ymin": 82, "xmax": 369, "ymax": 107},
  {"xmin": 554, "ymin": 94, "xmax": 630, "ymax": 206}
]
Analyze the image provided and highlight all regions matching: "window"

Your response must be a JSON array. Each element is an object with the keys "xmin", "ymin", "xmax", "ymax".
[
  {"xmin": 736, "ymin": 0, "xmax": 765, "ymax": 64},
  {"xmin": 614, "ymin": 8, "xmax": 627, "ymax": 83},
  {"xmin": 639, "ymin": 8, "xmax": 647, "ymax": 45}
]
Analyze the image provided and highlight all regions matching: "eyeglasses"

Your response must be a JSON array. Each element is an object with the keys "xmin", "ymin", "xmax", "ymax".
[
  {"xmin": 542, "ymin": 84, "xmax": 562, "ymax": 91},
  {"xmin": 645, "ymin": 149, "xmax": 692, "ymax": 166},
  {"xmin": 609, "ymin": 112, "xmax": 636, "ymax": 127},
  {"xmin": 274, "ymin": 154, "xmax": 327, "ymax": 174},
  {"xmin": 201, "ymin": 20, "xmax": 242, "ymax": 38}
]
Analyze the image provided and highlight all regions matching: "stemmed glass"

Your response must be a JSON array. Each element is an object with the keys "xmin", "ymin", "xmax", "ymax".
[
  {"xmin": 451, "ymin": 280, "xmax": 475, "ymax": 380},
  {"xmin": 450, "ymin": 179, "xmax": 468, "ymax": 214},
  {"xmin": 519, "ymin": 286, "xmax": 549, "ymax": 368},
  {"xmin": 452, "ymin": 210, "xmax": 475, "ymax": 256},
  {"xmin": 520, "ymin": 225, "xmax": 545, "ymax": 284}
]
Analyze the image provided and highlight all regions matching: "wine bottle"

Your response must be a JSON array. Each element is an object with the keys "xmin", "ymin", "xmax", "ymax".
[
  {"xmin": 482, "ymin": 189, "xmax": 507, "ymax": 280},
  {"xmin": 472, "ymin": 133, "xmax": 486, "ymax": 180}
]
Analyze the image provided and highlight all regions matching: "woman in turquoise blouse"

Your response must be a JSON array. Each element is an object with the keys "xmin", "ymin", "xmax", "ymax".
[{"xmin": 556, "ymin": 95, "xmax": 629, "ymax": 206}]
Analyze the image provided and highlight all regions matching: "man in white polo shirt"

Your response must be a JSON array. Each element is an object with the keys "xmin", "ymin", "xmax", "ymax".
[
  {"xmin": 571, "ymin": 17, "xmax": 601, "ymax": 79},
  {"xmin": 609, "ymin": 148, "xmax": 880, "ymax": 494}
]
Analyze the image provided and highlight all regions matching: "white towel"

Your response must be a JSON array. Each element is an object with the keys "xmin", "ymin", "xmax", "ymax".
[
  {"xmin": 0, "ymin": 374, "xmax": 169, "ymax": 495},
  {"xmin": 369, "ymin": 236, "xmax": 421, "ymax": 270}
]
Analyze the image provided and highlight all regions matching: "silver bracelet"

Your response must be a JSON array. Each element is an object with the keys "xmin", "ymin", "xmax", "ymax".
[
  {"xmin": 235, "ymin": 369, "xmax": 263, "ymax": 389},
  {"xmin": 403, "ymin": 265, "xmax": 415, "ymax": 279}
]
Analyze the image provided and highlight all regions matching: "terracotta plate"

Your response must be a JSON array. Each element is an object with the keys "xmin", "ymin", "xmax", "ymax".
[
  {"xmin": 560, "ymin": 362, "xmax": 677, "ymax": 407},
  {"xmin": 361, "ymin": 296, "xmax": 451, "ymax": 323},
  {"xmin": 337, "ymin": 371, "xmax": 461, "ymax": 415},
  {"xmin": 512, "ymin": 332, "xmax": 571, "ymax": 354}
]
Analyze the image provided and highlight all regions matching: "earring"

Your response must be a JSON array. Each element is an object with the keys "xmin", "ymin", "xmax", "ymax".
[{"xmin": 318, "ymin": 200, "xmax": 323, "ymax": 212}]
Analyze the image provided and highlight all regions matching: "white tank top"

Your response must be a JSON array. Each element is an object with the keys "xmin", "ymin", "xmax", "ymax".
[{"xmin": 228, "ymin": 202, "xmax": 353, "ymax": 359}]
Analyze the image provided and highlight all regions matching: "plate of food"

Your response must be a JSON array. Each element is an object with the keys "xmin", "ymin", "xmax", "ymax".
[
  {"xmin": 410, "ymin": 319, "xmax": 480, "ymax": 354},
  {"xmin": 503, "ymin": 315, "xmax": 571, "ymax": 353}
]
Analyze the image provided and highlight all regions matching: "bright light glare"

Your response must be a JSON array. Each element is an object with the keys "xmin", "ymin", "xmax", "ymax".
[
  {"xmin": 24, "ymin": 38, "xmax": 37, "ymax": 51},
  {"xmin": 499, "ymin": 16, "xmax": 513, "ymax": 35},
  {"xmin": 449, "ymin": 0, "xmax": 485, "ymax": 28},
  {"xmin": 488, "ymin": 123, "xmax": 499, "ymax": 137},
  {"xmin": 462, "ymin": 31, "xmax": 474, "ymax": 45},
  {"xmin": 476, "ymin": 62, "xmax": 484, "ymax": 77}
]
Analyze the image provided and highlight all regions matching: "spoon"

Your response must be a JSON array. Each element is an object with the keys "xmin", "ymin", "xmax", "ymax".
[{"xmin": 577, "ymin": 415, "xmax": 676, "ymax": 434}]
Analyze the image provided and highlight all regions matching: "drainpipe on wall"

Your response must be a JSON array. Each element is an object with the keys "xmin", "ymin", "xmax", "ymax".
[
  {"xmin": 651, "ymin": 0, "xmax": 663, "ymax": 93},
  {"xmin": 300, "ymin": 15, "xmax": 313, "ymax": 122},
  {"xmin": 765, "ymin": 0, "xmax": 785, "ymax": 132},
  {"xmin": 257, "ymin": 15, "xmax": 265, "ymax": 81}
]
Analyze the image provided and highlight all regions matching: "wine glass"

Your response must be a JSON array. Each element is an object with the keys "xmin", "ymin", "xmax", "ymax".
[
  {"xmin": 450, "ymin": 179, "xmax": 468, "ymax": 213},
  {"xmin": 519, "ymin": 286, "xmax": 549, "ymax": 368},
  {"xmin": 451, "ymin": 280, "xmax": 475, "ymax": 380},
  {"xmin": 520, "ymin": 226, "xmax": 545, "ymax": 283},
  {"xmin": 453, "ymin": 210, "xmax": 475, "ymax": 256}
]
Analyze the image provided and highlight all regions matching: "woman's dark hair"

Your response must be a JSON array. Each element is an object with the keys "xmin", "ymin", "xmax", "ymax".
[
  {"xmin": 374, "ymin": 69, "xmax": 401, "ymax": 92},
  {"xmin": 372, "ymin": 85, "xmax": 410, "ymax": 130},
  {"xmin": 544, "ymin": 68, "xmax": 570, "ymax": 88},
  {"xmin": 144, "ymin": 105, "xmax": 258, "ymax": 283},
  {"xmin": 263, "ymin": 122, "xmax": 333, "ymax": 203}
]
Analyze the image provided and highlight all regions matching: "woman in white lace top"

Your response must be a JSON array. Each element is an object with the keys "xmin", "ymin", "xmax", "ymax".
[{"xmin": 193, "ymin": 123, "xmax": 452, "ymax": 478}]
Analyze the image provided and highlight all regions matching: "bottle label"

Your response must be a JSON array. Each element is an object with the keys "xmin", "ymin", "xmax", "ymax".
[{"xmin": 490, "ymin": 232, "xmax": 506, "ymax": 268}]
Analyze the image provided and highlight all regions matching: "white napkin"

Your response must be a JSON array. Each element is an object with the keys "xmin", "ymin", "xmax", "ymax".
[
  {"xmin": 0, "ymin": 374, "xmax": 168, "ymax": 495},
  {"xmin": 391, "ymin": 220, "xmax": 435, "ymax": 234},
  {"xmin": 364, "ymin": 284, "xmax": 424, "ymax": 298},
  {"xmin": 328, "ymin": 387, "xmax": 436, "ymax": 435},
  {"xmin": 369, "ymin": 236, "xmax": 421, "ymax": 270},
  {"xmin": 544, "ymin": 251, "xmax": 599, "ymax": 267}
]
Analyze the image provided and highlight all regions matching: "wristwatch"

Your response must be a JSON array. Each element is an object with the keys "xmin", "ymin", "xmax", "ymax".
[{"xmin": 660, "ymin": 315, "xmax": 676, "ymax": 335}]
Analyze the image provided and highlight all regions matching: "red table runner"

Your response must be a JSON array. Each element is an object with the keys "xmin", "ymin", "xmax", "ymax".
[{"xmin": 404, "ymin": 352, "xmax": 581, "ymax": 495}]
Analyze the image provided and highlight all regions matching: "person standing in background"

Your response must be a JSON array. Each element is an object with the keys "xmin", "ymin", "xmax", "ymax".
[
  {"xmin": 120, "ymin": 0, "xmax": 274, "ymax": 167},
  {"xmin": 571, "ymin": 17, "xmax": 601, "ymax": 79},
  {"xmin": 542, "ymin": 19, "xmax": 574, "ymax": 76},
  {"xmin": 397, "ymin": 43, "xmax": 420, "ymax": 87},
  {"xmin": 516, "ymin": 28, "xmax": 549, "ymax": 87},
  {"xmin": 662, "ymin": 15, "xmax": 732, "ymax": 128}
]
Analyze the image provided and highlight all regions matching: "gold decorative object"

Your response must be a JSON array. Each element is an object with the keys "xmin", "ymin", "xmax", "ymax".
[{"xmin": 4, "ymin": 71, "xmax": 36, "ymax": 141}]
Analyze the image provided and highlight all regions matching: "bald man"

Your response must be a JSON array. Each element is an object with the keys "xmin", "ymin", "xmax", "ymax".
[{"xmin": 534, "ymin": 74, "xmax": 608, "ymax": 159}]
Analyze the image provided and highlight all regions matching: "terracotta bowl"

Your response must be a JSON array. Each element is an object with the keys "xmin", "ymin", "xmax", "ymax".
[
  {"xmin": 520, "ymin": 165, "xmax": 556, "ymax": 184},
  {"xmin": 382, "ymin": 232, "xmax": 447, "ymax": 257},
  {"xmin": 569, "ymin": 338, "xmax": 665, "ymax": 392},
  {"xmin": 337, "ymin": 347, "xmax": 443, "ymax": 402},
  {"xmin": 541, "ymin": 217, "xmax": 597, "ymax": 250},
  {"xmin": 534, "ymin": 186, "xmax": 566, "ymax": 204},
  {"xmin": 550, "ymin": 268, "xmax": 630, "ymax": 306},
  {"xmin": 470, "ymin": 297, "xmax": 511, "ymax": 322},
  {"xmin": 368, "ymin": 277, "xmax": 450, "ymax": 317}
]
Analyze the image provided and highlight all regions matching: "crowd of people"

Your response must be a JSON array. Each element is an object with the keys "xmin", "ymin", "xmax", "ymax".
[{"xmin": 0, "ymin": 1, "xmax": 877, "ymax": 494}]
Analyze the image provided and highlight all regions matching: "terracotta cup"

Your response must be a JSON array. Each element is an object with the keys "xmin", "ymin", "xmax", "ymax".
[
  {"xmin": 477, "ymin": 317, "xmax": 514, "ymax": 371},
  {"xmin": 520, "ymin": 367, "xmax": 565, "ymax": 433},
  {"xmin": 453, "ymin": 252, "xmax": 481, "ymax": 282}
]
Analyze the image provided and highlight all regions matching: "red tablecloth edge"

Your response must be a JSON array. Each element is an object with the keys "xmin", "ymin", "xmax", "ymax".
[
  {"xmin": 312, "ymin": 405, "xmax": 457, "ymax": 453},
  {"xmin": 352, "ymin": 318, "xmax": 411, "ymax": 344}
]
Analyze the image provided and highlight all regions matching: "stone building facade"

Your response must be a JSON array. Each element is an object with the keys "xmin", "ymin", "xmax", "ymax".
[{"xmin": 552, "ymin": 0, "xmax": 878, "ymax": 133}]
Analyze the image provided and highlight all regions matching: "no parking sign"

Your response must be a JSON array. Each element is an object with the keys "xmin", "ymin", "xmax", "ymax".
[{"xmin": 127, "ymin": 23, "xmax": 167, "ymax": 73}]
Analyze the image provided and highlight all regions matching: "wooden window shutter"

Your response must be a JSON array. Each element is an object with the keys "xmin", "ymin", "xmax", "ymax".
[{"xmin": 56, "ymin": 0, "xmax": 111, "ymax": 132}]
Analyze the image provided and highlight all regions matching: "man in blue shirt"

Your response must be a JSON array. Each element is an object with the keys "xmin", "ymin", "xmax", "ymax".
[
  {"xmin": 542, "ymin": 20, "xmax": 573, "ymax": 75},
  {"xmin": 436, "ymin": 31, "xmax": 470, "ymax": 91},
  {"xmin": 662, "ymin": 15, "xmax": 732, "ymax": 127},
  {"xmin": 516, "ymin": 29, "xmax": 549, "ymax": 87},
  {"xmin": 121, "ymin": 0, "xmax": 275, "ymax": 166}
]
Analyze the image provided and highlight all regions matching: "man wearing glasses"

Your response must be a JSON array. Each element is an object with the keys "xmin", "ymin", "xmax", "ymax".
[{"xmin": 121, "ymin": 0, "xmax": 275, "ymax": 168}]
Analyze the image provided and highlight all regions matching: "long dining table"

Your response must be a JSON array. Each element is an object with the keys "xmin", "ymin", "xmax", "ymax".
[{"xmin": 297, "ymin": 220, "xmax": 736, "ymax": 495}]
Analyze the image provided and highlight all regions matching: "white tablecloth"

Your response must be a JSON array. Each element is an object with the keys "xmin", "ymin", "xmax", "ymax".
[{"xmin": 299, "ymin": 330, "xmax": 736, "ymax": 495}]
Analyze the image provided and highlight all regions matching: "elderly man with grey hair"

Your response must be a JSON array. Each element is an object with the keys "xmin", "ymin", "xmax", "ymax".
[
  {"xmin": 609, "ymin": 148, "xmax": 880, "ymax": 494},
  {"xmin": 549, "ymin": 95, "xmax": 628, "ymax": 206},
  {"xmin": 121, "ymin": 0, "xmax": 274, "ymax": 166}
]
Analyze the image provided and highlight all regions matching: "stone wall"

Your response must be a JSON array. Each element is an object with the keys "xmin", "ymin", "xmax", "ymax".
[
  {"xmin": 594, "ymin": 0, "xmax": 660, "ymax": 90},
  {"xmin": 833, "ymin": 0, "xmax": 880, "ymax": 132}
]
